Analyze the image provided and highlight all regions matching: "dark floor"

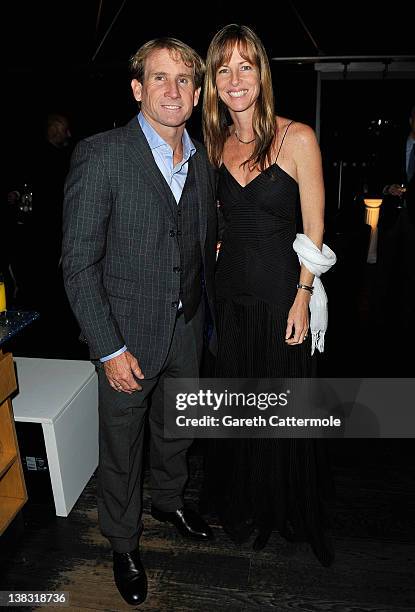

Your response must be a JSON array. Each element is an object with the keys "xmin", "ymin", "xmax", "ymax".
[
  {"xmin": 0, "ymin": 439, "xmax": 414, "ymax": 611},
  {"xmin": 1, "ymin": 260, "xmax": 415, "ymax": 610}
]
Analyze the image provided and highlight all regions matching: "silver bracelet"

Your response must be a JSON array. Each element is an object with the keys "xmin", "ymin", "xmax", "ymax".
[{"xmin": 297, "ymin": 283, "xmax": 314, "ymax": 294}]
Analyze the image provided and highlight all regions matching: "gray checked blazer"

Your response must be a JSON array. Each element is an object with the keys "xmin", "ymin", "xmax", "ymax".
[{"xmin": 62, "ymin": 117, "xmax": 217, "ymax": 377}]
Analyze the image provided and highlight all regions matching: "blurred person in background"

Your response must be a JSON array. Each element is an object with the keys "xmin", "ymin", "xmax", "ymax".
[{"xmin": 374, "ymin": 104, "xmax": 415, "ymax": 350}]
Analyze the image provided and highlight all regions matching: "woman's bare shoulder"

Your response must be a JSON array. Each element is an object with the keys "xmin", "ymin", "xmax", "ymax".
[{"xmin": 275, "ymin": 116, "xmax": 314, "ymax": 136}]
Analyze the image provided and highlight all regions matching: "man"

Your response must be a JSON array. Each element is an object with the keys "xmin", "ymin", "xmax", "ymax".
[
  {"xmin": 375, "ymin": 104, "xmax": 415, "ymax": 349},
  {"xmin": 7, "ymin": 113, "xmax": 73, "ymax": 309},
  {"xmin": 379, "ymin": 104, "xmax": 415, "ymax": 225},
  {"xmin": 62, "ymin": 38, "xmax": 217, "ymax": 606}
]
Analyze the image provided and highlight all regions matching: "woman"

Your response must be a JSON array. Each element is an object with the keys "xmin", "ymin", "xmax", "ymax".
[{"xmin": 201, "ymin": 24, "xmax": 336, "ymax": 566}]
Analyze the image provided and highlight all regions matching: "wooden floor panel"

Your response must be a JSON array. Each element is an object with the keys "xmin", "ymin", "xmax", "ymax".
[{"xmin": 1, "ymin": 444, "xmax": 414, "ymax": 612}]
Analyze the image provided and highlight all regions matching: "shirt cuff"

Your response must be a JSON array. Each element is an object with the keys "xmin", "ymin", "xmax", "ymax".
[{"xmin": 100, "ymin": 346, "xmax": 127, "ymax": 362}]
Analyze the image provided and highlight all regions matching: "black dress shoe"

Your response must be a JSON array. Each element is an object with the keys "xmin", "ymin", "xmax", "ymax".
[
  {"xmin": 252, "ymin": 526, "xmax": 272, "ymax": 551},
  {"xmin": 308, "ymin": 530, "xmax": 335, "ymax": 568},
  {"xmin": 113, "ymin": 548, "xmax": 147, "ymax": 606},
  {"xmin": 279, "ymin": 521, "xmax": 306, "ymax": 543},
  {"xmin": 151, "ymin": 506, "xmax": 213, "ymax": 540}
]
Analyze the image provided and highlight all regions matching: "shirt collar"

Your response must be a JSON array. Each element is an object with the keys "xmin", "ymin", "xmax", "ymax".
[{"xmin": 138, "ymin": 112, "xmax": 196, "ymax": 162}]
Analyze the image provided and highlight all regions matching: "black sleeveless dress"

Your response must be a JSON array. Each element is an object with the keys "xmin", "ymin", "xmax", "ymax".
[{"xmin": 202, "ymin": 129, "xmax": 335, "ymax": 566}]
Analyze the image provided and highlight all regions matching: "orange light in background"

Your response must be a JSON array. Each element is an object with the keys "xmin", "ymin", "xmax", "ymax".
[
  {"xmin": 363, "ymin": 198, "xmax": 383, "ymax": 263},
  {"xmin": 363, "ymin": 198, "xmax": 383, "ymax": 229},
  {"xmin": 0, "ymin": 272, "xmax": 6, "ymax": 313}
]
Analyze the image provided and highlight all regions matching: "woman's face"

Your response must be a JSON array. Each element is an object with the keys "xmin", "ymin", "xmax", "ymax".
[{"xmin": 215, "ymin": 43, "xmax": 260, "ymax": 114}]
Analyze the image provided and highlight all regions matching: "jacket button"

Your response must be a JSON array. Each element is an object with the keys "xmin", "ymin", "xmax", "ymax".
[
  {"xmin": 169, "ymin": 230, "xmax": 175, "ymax": 237},
  {"xmin": 173, "ymin": 266, "xmax": 182, "ymax": 273},
  {"xmin": 171, "ymin": 300, "xmax": 178, "ymax": 308}
]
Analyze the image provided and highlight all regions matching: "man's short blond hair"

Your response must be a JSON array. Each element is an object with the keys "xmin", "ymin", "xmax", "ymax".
[{"xmin": 129, "ymin": 37, "xmax": 205, "ymax": 89}]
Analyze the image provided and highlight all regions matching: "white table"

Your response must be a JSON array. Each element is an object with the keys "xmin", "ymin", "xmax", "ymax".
[{"xmin": 12, "ymin": 357, "xmax": 98, "ymax": 517}]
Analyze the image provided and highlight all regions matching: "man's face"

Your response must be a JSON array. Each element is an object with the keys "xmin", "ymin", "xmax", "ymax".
[
  {"xmin": 131, "ymin": 48, "xmax": 200, "ymax": 132},
  {"xmin": 48, "ymin": 118, "xmax": 71, "ymax": 148}
]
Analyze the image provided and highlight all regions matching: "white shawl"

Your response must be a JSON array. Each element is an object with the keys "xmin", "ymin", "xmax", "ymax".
[{"xmin": 293, "ymin": 234, "xmax": 337, "ymax": 355}]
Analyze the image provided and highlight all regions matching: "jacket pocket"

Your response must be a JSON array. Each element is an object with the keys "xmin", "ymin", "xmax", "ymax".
[
  {"xmin": 109, "ymin": 295, "xmax": 133, "ymax": 317},
  {"xmin": 105, "ymin": 273, "xmax": 136, "ymax": 298}
]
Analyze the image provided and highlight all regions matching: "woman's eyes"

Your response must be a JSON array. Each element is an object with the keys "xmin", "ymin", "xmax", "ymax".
[{"xmin": 218, "ymin": 64, "xmax": 253, "ymax": 74}]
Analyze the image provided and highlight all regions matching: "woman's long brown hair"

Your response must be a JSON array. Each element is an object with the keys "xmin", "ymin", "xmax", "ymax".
[{"xmin": 203, "ymin": 24, "xmax": 276, "ymax": 171}]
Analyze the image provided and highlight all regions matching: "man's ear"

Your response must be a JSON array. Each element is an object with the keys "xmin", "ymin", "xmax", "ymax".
[
  {"xmin": 131, "ymin": 79, "xmax": 143, "ymax": 102},
  {"xmin": 193, "ymin": 87, "xmax": 201, "ymax": 107}
]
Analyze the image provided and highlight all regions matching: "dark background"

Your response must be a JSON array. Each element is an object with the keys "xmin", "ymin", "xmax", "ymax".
[
  {"xmin": 5, "ymin": 1, "xmax": 415, "ymax": 225},
  {"xmin": 5, "ymin": 1, "xmax": 414, "ymax": 193}
]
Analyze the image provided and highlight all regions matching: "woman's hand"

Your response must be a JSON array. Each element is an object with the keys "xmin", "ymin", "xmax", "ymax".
[{"xmin": 285, "ymin": 292, "xmax": 310, "ymax": 345}]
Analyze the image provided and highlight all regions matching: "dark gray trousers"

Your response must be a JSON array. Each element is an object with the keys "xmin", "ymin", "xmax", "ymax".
[{"xmin": 97, "ymin": 306, "xmax": 203, "ymax": 553}]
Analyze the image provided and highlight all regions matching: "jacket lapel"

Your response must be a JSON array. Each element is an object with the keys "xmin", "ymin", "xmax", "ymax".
[{"xmin": 123, "ymin": 118, "xmax": 176, "ymax": 219}]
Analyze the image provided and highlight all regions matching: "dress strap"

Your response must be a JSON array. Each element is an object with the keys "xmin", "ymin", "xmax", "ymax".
[{"xmin": 275, "ymin": 120, "xmax": 295, "ymax": 164}]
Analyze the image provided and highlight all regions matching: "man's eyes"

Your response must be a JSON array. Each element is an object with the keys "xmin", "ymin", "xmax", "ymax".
[{"xmin": 153, "ymin": 76, "xmax": 190, "ymax": 84}]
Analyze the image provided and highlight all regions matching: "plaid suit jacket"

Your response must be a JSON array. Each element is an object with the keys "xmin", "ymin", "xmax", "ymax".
[{"xmin": 62, "ymin": 117, "xmax": 217, "ymax": 376}]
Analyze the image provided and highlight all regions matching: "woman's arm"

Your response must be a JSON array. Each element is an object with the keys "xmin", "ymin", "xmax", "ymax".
[{"xmin": 285, "ymin": 124, "xmax": 325, "ymax": 345}]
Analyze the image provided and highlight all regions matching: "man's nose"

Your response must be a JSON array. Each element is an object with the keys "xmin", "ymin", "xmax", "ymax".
[{"xmin": 165, "ymin": 80, "xmax": 180, "ymax": 98}]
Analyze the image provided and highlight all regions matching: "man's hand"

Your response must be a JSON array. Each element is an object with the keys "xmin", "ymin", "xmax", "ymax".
[
  {"xmin": 104, "ymin": 350, "xmax": 144, "ymax": 394},
  {"xmin": 387, "ymin": 183, "xmax": 406, "ymax": 197}
]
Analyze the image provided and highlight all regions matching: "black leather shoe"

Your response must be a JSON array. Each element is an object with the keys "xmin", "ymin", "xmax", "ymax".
[
  {"xmin": 113, "ymin": 548, "xmax": 148, "ymax": 606},
  {"xmin": 151, "ymin": 506, "xmax": 213, "ymax": 540},
  {"xmin": 252, "ymin": 526, "xmax": 272, "ymax": 551},
  {"xmin": 309, "ymin": 530, "xmax": 335, "ymax": 568}
]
